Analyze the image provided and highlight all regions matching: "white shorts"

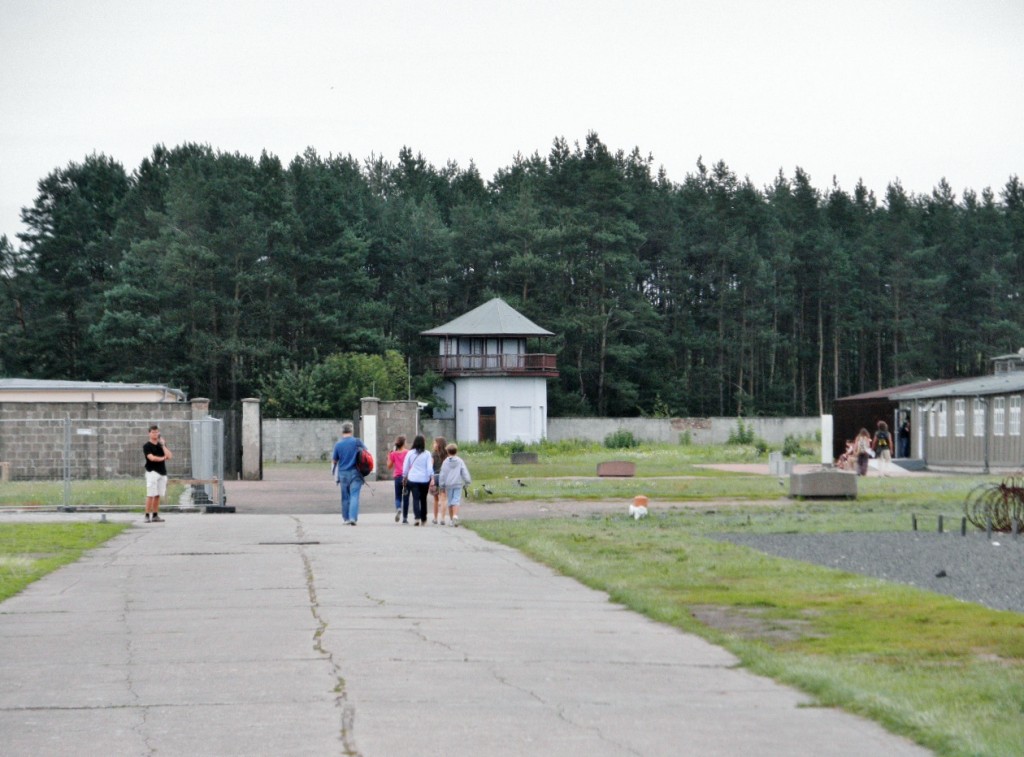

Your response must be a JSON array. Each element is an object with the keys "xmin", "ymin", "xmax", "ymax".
[{"xmin": 145, "ymin": 470, "xmax": 168, "ymax": 497}]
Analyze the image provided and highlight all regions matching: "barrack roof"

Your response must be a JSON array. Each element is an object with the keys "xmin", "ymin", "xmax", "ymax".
[
  {"xmin": 890, "ymin": 373, "xmax": 1024, "ymax": 400},
  {"xmin": 0, "ymin": 378, "xmax": 186, "ymax": 401}
]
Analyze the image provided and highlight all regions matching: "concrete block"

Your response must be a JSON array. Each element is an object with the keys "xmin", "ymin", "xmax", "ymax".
[
  {"xmin": 789, "ymin": 469, "xmax": 857, "ymax": 499},
  {"xmin": 597, "ymin": 461, "xmax": 636, "ymax": 477},
  {"xmin": 768, "ymin": 452, "xmax": 794, "ymax": 476},
  {"xmin": 510, "ymin": 452, "xmax": 539, "ymax": 465}
]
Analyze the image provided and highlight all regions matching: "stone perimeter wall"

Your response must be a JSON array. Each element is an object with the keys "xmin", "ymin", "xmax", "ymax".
[
  {"xmin": 545, "ymin": 416, "xmax": 819, "ymax": 445},
  {"xmin": 267, "ymin": 416, "xmax": 824, "ymax": 464}
]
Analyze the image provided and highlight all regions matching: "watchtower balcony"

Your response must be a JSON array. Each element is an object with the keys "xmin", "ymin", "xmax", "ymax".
[{"xmin": 427, "ymin": 353, "xmax": 559, "ymax": 378}]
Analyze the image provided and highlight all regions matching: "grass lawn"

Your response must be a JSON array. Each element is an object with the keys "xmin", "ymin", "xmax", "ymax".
[
  {"xmin": 0, "ymin": 479, "xmax": 185, "ymax": 509},
  {"xmin": 0, "ymin": 521, "xmax": 131, "ymax": 602}
]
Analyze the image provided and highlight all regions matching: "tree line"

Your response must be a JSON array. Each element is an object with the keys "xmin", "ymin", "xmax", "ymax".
[{"xmin": 1, "ymin": 133, "xmax": 1022, "ymax": 418}]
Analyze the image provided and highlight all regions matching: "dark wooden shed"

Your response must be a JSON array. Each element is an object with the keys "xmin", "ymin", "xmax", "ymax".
[{"xmin": 831, "ymin": 380, "xmax": 958, "ymax": 461}]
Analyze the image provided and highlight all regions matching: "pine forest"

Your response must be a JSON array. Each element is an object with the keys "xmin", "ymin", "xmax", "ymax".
[{"xmin": 2, "ymin": 133, "xmax": 1022, "ymax": 418}]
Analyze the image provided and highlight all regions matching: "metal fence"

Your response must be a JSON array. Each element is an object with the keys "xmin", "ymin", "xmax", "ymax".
[{"xmin": 0, "ymin": 416, "xmax": 224, "ymax": 510}]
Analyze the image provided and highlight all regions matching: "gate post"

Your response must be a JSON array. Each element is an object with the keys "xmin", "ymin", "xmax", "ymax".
[
  {"xmin": 241, "ymin": 398, "xmax": 262, "ymax": 481},
  {"xmin": 360, "ymin": 397, "xmax": 379, "ymax": 481}
]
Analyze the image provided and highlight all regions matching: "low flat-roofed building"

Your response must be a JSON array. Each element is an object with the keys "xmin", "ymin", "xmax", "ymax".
[{"xmin": 0, "ymin": 379, "xmax": 186, "ymax": 403}]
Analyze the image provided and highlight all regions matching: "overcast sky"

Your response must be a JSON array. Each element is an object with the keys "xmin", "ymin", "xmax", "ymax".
[{"xmin": 2, "ymin": 0, "xmax": 1022, "ymax": 243}]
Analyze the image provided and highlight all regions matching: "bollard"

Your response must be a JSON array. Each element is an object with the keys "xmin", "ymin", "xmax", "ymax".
[
  {"xmin": 937, "ymin": 514, "xmax": 944, "ymax": 534},
  {"xmin": 911, "ymin": 514, "xmax": 918, "ymax": 531},
  {"xmin": 961, "ymin": 517, "xmax": 967, "ymax": 537}
]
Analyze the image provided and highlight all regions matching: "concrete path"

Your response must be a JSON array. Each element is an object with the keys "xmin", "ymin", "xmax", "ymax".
[{"xmin": 0, "ymin": 513, "xmax": 932, "ymax": 757}]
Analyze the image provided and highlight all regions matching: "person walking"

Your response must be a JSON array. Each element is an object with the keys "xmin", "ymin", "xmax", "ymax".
[
  {"xmin": 437, "ymin": 442, "xmax": 471, "ymax": 526},
  {"xmin": 430, "ymin": 436, "xmax": 448, "ymax": 524},
  {"xmin": 331, "ymin": 421, "xmax": 367, "ymax": 525},
  {"xmin": 873, "ymin": 420, "xmax": 893, "ymax": 476},
  {"xmin": 854, "ymin": 428, "xmax": 872, "ymax": 476},
  {"xmin": 143, "ymin": 424, "xmax": 172, "ymax": 522},
  {"xmin": 387, "ymin": 435, "xmax": 410, "ymax": 523},
  {"xmin": 402, "ymin": 435, "xmax": 434, "ymax": 526}
]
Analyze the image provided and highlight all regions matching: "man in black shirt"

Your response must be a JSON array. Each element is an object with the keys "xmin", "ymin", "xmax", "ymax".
[{"xmin": 143, "ymin": 425, "xmax": 173, "ymax": 522}]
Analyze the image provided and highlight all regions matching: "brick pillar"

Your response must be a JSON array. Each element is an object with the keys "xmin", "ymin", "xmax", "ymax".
[
  {"xmin": 191, "ymin": 397, "xmax": 210, "ymax": 420},
  {"xmin": 242, "ymin": 398, "xmax": 262, "ymax": 481}
]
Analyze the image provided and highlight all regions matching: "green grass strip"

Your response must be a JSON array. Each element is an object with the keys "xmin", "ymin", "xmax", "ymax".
[{"xmin": 0, "ymin": 522, "xmax": 130, "ymax": 602}]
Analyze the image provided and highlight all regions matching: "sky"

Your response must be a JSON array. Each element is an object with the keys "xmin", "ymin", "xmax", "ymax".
[{"xmin": 2, "ymin": 0, "xmax": 1023, "ymax": 243}]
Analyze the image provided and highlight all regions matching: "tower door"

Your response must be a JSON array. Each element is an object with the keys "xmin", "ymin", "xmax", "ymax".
[{"xmin": 478, "ymin": 407, "xmax": 496, "ymax": 443}]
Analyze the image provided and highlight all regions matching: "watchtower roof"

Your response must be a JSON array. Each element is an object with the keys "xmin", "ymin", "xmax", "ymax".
[{"xmin": 421, "ymin": 298, "xmax": 553, "ymax": 337}]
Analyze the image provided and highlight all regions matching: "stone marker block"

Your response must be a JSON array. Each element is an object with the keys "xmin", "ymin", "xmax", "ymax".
[
  {"xmin": 597, "ymin": 461, "xmax": 636, "ymax": 477},
  {"xmin": 768, "ymin": 451, "xmax": 793, "ymax": 476},
  {"xmin": 510, "ymin": 452, "xmax": 539, "ymax": 465},
  {"xmin": 789, "ymin": 469, "xmax": 857, "ymax": 499}
]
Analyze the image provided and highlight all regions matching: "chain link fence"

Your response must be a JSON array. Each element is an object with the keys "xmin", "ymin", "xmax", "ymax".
[{"xmin": 0, "ymin": 416, "xmax": 224, "ymax": 510}]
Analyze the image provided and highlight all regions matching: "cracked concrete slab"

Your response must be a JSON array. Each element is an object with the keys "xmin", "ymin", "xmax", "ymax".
[{"xmin": 0, "ymin": 512, "xmax": 932, "ymax": 756}]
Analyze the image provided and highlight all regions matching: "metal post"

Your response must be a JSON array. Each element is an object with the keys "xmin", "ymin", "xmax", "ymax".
[
  {"xmin": 911, "ymin": 514, "xmax": 917, "ymax": 531},
  {"xmin": 961, "ymin": 517, "xmax": 967, "ymax": 536},
  {"xmin": 217, "ymin": 417, "xmax": 226, "ymax": 506},
  {"xmin": 63, "ymin": 414, "xmax": 71, "ymax": 509},
  {"xmin": 937, "ymin": 514, "xmax": 944, "ymax": 534}
]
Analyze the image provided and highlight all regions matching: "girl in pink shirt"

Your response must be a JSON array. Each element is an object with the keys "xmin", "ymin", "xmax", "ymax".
[{"xmin": 387, "ymin": 436, "xmax": 410, "ymax": 522}]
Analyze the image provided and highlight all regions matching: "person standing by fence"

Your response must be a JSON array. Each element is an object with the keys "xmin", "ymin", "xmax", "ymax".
[{"xmin": 143, "ymin": 424, "xmax": 172, "ymax": 522}]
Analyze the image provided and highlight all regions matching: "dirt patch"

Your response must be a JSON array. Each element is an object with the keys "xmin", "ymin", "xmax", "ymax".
[{"xmin": 689, "ymin": 604, "xmax": 826, "ymax": 644}]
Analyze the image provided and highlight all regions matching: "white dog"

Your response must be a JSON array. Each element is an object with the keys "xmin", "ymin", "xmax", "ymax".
[{"xmin": 628, "ymin": 503, "xmax": 648, "ymax": 520}]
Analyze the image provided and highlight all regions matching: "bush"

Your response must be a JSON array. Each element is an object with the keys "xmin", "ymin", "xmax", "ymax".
[
  {"xmin": 679, "ymin": 431, "xmax": 692, "ymax": 446},
  {"xmin": 604, "ymin": 429, "xmax": 640, "ymax": 449},
  {"xmin": 727, "ymin": 418, "xmax": 755, "ymax": 445},
  {"xmin": 782, "ymin": 434, "xmax": 808, "ymax": 457}
]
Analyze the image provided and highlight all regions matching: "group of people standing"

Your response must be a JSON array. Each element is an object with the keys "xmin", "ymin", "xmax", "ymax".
[
  {"xmin": 330, "ymin": 427, "xmax": 472, "ymax": 527},
  {"xmin": 386, "ymin": 434, "xmax": 471, "ymax": 526}
]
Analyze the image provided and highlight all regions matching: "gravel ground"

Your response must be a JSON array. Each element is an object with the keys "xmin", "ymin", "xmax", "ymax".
[{"xmin": 711, "ymin": 531, "xmax": 1024, "ymax": 614}]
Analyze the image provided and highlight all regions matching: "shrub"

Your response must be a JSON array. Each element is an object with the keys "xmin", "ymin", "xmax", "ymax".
[
  {"xmin": 507, "ymin": 439, "xmax": 527, "ymax": 454},
  {"xmin": 679, "ymin": 431, "xmax": 692, "ymax": 446},
  {"xmin": 782, "ymin": 434, "xmax": 805, "ymax": 456},
  {"xmin": 727, "ymin": 418, "xmax": 755, "ymax": 445},
  {"xmin": 604, "ymin": 429, "xmax": 640, "ymax": 449}
]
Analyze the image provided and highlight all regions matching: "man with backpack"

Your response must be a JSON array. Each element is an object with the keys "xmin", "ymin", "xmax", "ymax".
[{"xmin": 331, "ymin": 421, "xmax": 370, "ymax": 525}]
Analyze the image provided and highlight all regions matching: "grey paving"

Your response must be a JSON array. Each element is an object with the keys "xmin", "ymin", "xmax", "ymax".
[{"xmin": 0, "ymin": 513, "xmax": 932, "ymax": 756}]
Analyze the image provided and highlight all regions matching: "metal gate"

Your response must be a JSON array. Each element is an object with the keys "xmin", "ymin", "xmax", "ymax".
[{"xmin": 0, "ymin": 416, "xmax": 225, "ymax": 509}]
